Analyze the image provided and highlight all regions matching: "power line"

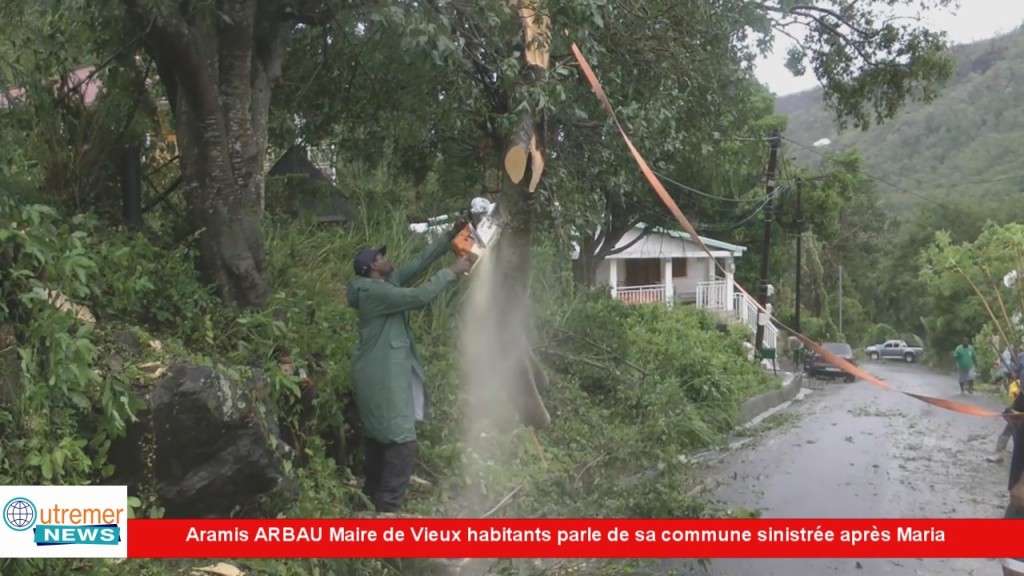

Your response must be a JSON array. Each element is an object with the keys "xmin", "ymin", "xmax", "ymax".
[
  {"xmin": 628, "ymin": 189, "xmax": 778, "ymax": 233},
  {"xmin": 652, "ymin": 169, "xmax": 766, "ymax": 203},
  {"xmin": 694, "ymin": 194, "xmax": 777, "ymax": 231}
]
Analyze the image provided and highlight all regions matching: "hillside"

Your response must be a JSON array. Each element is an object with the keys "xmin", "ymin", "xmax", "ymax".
[{"xmin": 776, "ymin": 24, "xmax": 1024, "ymax": 214}]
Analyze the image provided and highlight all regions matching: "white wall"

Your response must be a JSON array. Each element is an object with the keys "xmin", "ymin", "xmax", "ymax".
[{"xmin": 672, "ymin": 259, "xmax": 700, "ymax": 301}]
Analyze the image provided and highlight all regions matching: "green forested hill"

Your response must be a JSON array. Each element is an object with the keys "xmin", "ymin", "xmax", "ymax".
[{"xmin": 777, "ymin": 24, "xmax": 1024, "ymax": 214}]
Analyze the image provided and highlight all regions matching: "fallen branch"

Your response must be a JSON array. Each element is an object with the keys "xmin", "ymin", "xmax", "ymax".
[
  {"xmin": 537, "ymin": 347, "xmax": 618, "ymax": 373},
  {"xmin": 481, "ymin": 484, "xmax": 523, "ymax": 518},
  {"xmin": 548, "ymin": 324, "xmax": 649, "ymax": 376},
  {"xmin": 574, "ymin": 452, "xmax": 608, "ymax": 486}
]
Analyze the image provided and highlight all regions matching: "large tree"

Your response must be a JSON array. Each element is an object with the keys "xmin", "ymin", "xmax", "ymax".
[{"xmin": 121, "ymin": 0, "xmax": 343, "ymax": 308}]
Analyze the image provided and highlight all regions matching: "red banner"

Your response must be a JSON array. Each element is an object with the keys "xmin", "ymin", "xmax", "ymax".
[{"xmin": 127, "ymin": 518, "xmax": 1016, "ymax": 558}]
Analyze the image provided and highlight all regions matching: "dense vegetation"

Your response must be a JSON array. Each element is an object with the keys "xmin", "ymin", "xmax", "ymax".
[{"xmin": 0, "ymin": 0, "xmax": 977, "ymax": 574}]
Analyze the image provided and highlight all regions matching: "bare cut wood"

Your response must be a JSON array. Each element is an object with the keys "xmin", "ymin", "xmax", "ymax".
[
  {"xmin": 45, "ymin": 289, "xmax": 95, "ymax": 324},
  {"xmin": 501, "ymin": 0, "xmax": 550, "ymax": 193},
  {"xmin": 190, "ymin": 563, "xmax": 245, "ymax": 576},
  {"xmin": 503, "ymin": 116, "xmax": 531, "ymax": 185},
  {"xmin": 528, "ymin": 131, "xmax": 545, "ymax": 193},
  {"xmin": 511, "ymin": 0, "xmax": 551, "ymax": 70}
]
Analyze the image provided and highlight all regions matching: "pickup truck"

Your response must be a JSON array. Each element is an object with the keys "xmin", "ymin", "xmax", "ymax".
[{"xmin": 864, "ymin": 339, "xmax": 924, "ymax": 363}]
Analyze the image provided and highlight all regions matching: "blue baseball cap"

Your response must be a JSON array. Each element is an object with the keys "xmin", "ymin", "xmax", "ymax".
[{"xmin": 353, "ymin": 246, "xmax": 387, "ymax": 277}]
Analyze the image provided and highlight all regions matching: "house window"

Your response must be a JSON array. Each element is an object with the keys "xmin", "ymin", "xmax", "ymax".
[
  {"xmin": 623, "ymin": 258, "xmax": 661, "ymax": 287},
  {"xmin": 671, "ymin": 258, "xmax": 688, "ymax": 278}
]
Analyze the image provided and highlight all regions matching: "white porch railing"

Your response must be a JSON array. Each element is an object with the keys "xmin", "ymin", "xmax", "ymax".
[
  {"xmin": 695, "ymin": 280, "xmax": 729, "ymax": 310},
  {"xmin": 696, "ymin": 280, "xmax": 778, "ymax": 351},
  {"xmin": 615, "ymin": 285, "xmax": 667, "ymax": 305},
  {"xmin": 734, "ymin": 291, "xmax": 778, "ymax": 351}
]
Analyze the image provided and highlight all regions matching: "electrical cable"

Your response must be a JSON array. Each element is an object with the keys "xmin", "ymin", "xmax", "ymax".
[
  {"xmin": 693, "ymin": 194, "xmax": 776, "ymax": 232},
  {"xmin": 651, "ymin": 169, "xmax": 766, "ymax": 203}
]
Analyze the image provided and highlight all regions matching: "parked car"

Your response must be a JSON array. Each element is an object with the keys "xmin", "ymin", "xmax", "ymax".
[
  {"xmin": 804, "ymin": 342, "xmax": 857, "ymax": 383},
  {"xmin": 864, "ymin": 339, "xmax": 924, "ymax": 363}
]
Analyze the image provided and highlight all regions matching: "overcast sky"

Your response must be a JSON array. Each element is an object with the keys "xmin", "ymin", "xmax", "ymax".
[{"xmin": 755, "ymin": 0, "xmax": 1024, "ymax": 96}]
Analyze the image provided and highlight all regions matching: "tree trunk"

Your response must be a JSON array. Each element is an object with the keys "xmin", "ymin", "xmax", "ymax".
[
  {"xmin": 488, "ymin": 0, "xmax": 552, "ymax": 430},
  {"xmin": 176, "ymin": 97, "xmax": 271, "ymax": 308},
  {"xmin": 572, "ymin": 234, "xmax": 602, "ymax": 286},
  {"xmin": 127, "ymin": 0, "xmax": 284, "ymax": 308}
]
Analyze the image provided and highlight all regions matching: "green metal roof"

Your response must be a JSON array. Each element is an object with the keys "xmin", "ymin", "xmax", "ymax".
[{"xmin": 634, "ymin": 223, "xmax": 747, "ymax": 256}]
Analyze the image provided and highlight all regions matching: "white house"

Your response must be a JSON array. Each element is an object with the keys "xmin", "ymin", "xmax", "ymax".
[
  {"xmin": 571, "ymin": 224, "xmax": 744, "ymax": 307},
  {"xmin": 570, "ymin": 224, "xmax": 778, "ymax": 350}
]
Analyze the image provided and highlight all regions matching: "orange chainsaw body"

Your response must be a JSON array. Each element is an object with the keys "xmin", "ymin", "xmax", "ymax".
[
  {"xmin": 450, "ymin": 199, "xmax": 500, "ymax": 267},
  {"xmin": 451, "ymin": 226, "xmax": 478, "ymax": 261}
]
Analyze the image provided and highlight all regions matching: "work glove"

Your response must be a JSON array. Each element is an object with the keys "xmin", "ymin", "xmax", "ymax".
[{"xmin": 449, "ymin": 257, "xmax": 472, "ymax": 276}]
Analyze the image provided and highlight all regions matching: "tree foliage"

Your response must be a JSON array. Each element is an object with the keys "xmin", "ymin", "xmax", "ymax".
[{"xmin": 920, "ymin": 223, "xmax": 1024, "ymax": 359}]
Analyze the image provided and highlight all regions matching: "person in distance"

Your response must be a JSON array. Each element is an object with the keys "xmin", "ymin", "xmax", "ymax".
[
  {"xmin": 346, "ymin": 215, "xmax": 471, "ymax": 513},
  {"xmin": 953, "ymin": 336, "xmax": 977, "ymax": 395}
]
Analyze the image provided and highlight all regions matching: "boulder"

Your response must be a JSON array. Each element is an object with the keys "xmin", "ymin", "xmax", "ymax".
[{"xmin": 109, "ymin": 364, "xmax": 295, "ymax": 518}]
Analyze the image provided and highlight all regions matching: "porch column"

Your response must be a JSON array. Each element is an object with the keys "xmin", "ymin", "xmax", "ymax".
[
  {"xmin": 608, "ymin": 259, "xmax": 618, "ymax": 299},
  {"xmin": 725, "ymin": 258, "xmax": 735, "ymax": 312},
  {"xmin": 662, "ymin": 257, "xmax": 674, "ymax": 304}
]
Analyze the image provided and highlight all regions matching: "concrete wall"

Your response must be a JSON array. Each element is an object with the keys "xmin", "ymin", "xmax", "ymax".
[{"xmin": 737, "ymin": 372, "xmax": 803, "ymax": 425}]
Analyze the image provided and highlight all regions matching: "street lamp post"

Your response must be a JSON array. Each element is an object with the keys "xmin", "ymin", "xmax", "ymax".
[
  {"xmin": 794, "ymin": 178, "xmax": 803, "ymax": 333},
  {"xmin": 810, "ymin": 137, "xmax": 843, "ymax": 335}
]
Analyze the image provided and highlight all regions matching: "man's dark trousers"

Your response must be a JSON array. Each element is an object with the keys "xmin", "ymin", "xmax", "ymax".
[{"xmin": 362, "ymin": 438, "xmax": 417, "ymax": 512}]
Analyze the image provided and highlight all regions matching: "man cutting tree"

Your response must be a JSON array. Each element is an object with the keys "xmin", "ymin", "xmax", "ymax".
[{"xmin": 346, "ymin": 215, "xmax": 471, "ymax": 513}]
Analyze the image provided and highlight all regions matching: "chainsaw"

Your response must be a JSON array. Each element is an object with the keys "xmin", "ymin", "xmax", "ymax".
[{"xmin": 450, "ymin": 197, "xmax": 501, "ymax": 272}]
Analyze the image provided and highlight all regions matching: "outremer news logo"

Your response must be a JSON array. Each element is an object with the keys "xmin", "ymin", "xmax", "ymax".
[{"xmin": 0, "ymin": 486, "xmax": 128, "ymax": 558}]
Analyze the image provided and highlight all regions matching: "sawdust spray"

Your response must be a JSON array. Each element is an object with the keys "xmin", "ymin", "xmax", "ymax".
[{"xmin": 456, "ymin": 250, "xmax": 534, "ymax": 513}]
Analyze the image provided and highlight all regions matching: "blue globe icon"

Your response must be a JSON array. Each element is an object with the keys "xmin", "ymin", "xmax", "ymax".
[{"xmin": 4, "ymin": 498, "xmax": 37, "ymax": 532}]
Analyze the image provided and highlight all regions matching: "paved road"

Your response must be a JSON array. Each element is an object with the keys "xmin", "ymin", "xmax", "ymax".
[{"xmin": 702, "ymin": 361, "xmax": 1009, "ymax": 576}]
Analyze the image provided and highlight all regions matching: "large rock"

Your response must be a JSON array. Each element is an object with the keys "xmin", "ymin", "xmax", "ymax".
[{"xmin": 109, "ymin": 364, "xmax": 294, "ymax": 518}]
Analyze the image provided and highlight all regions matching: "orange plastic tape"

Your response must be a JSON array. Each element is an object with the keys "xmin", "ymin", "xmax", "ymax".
[{"xmin": 569, "ymin": 43, "xmax": 1002, "ymax": 418}]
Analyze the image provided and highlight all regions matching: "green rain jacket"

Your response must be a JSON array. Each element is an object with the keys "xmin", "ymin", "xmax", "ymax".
[{"xmin": 346, "ymin": 234, "xmax": 457, "ymax": 444}]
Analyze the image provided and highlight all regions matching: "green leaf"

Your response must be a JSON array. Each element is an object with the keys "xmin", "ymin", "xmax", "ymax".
[
  {"xmin": 67, "ymin": 391, "xmax": 90, "ymax": 410},
  {"xmin": 52, "ymin": 448, "xmax": 65, "ymax": 470},
  {"xmin": 40, "ymin": 454, "xmax": 53, "ymax": 480}
]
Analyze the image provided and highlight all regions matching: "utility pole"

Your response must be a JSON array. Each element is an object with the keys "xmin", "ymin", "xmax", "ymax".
[
  {"xmin": 838, "ymin": 264, "xmax": 844, "ymax": 335},
  {"xmin": 755, "ymin": 129, "xmax": 781, "ymax": 352},
  {"xmin": 794, "ymin": 178, "xmax": 803, "ymax": 334}
]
